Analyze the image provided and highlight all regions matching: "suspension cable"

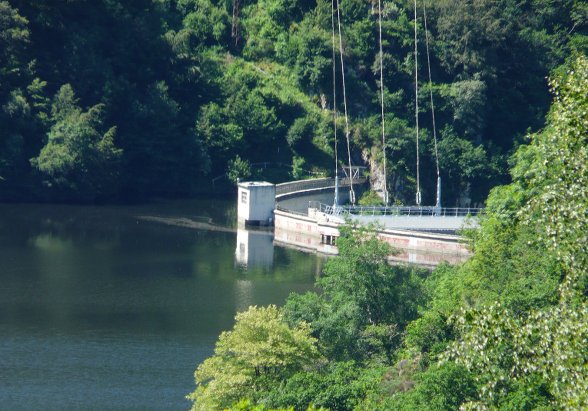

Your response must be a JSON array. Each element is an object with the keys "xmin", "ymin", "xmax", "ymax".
[
  {"xmin": 335, "ymin": 0, "xmax": 355, "ymax": 204},
  {"xmin": 423, "ymin": 1, "xmax": 439, "ymax": 178},
  {"xmin": 331, "ymin": 0, "xmax": 339, "ymax": 205},
  {"xmin": 414, "ymin": 0, "xmax": 421, "ymax": 205},
  {"xmin": 378, "ymin": 0, "xmax": 388, "ymax": 205}
]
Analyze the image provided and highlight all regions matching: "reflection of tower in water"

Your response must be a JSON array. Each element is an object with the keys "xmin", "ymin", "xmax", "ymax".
[
  {"xmin": 234, "ymin": 227, "xmax": 275, "ymax": 312},
  {"xmin": 235, "ymin": 228, "xmax": 274, "ymax": 270}
]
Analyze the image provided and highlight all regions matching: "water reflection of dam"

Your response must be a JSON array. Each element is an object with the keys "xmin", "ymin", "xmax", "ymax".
[{"xmin": 235, "ymin": 222, "xmax": 468, "ymax": 269}]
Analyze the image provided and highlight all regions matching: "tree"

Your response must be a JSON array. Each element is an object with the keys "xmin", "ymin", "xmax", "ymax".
[
  {"xmin": 31, "ymin": 84, "xmax": 122, "ymax": 201},
  {"xmin": 433, "ymin": 0, "xmax": 514, "ymax": 77},
  {"xmin": 263, "ymin": 361, "xmax": 382, "ymax": 411},
  {"xmin": 379, "ymin": 55, "xmax": 588, "ymax": 411},
  {"xmin": 177, "ymin": 0, "xmax": 231, "ymax": 47},
  {"xmin": 275, "ymin": 11, "xmax": 331, "ymax": 91},
  {"xmin": 524, "ymin": 54, "xmax": 588, "ymax": 291},
  {"xmin": 226, "ymin": 399, "xmax": 326, "ymax": 410},
  {"xmin": 439, "ymin": 55, "xmax": 588, "ymax": 410},
  {"xmin": 379, "ymin": 363, "xmax": 477, "ymax": 411},
  {"xmin": 444, "ymin": 302, "xmax": 588, "ymax": 409},
  {"xmin": 187, "ymin": 305, "xmax": 321, "ymax": 411},
  {"xmin": 436, "ymin": 125, "xmax": 491, "ymax": 205},
  {"xmin": 227, "ymin": 154, "xmax": 252, "ymax": 183},
  {"xmin": 284, "ymin": 224, "xmax": 427, "ymax": 363},
  {"xmin": 0, "ymin": 1, "xmax": 31, "ymax": 102},
  {"xmin": 0, "ymin": 2, "xmax": 50, "ymax": 196},
  {"xmin": 446, "ymin": 79, "xmax": 487, "ymax": 142}
]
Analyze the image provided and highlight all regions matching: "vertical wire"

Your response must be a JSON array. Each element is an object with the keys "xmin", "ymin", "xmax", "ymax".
[
  {"xmin": 335, "ymin": 0, "xmax": 354, "ymax": 203},
  {"xmin": 423, "ymin": 1, "xmax": 439, "ymax": 178},
  {"xmin": 378, "ymin": 0, "xmax": 388, "ymax": 204},
  {"xmin": 414, "ymin": 0, "xmax": 421, "ymax": 205},
  {"xmin": 331, "ymin": 0, "xmax": 338, "ymax": 181}
]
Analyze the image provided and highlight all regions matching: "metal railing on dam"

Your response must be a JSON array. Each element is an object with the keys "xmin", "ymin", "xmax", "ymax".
[
  {"xmin": 310, "ymin": 202, "xmax": 483, "ymax": 218},
  {"xmin": 275, "ymin": 177, "xmax": 366, "ymax": 197}
]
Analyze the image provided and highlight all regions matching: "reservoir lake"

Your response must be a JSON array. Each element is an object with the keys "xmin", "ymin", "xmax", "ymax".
[{"xmin": 0, "ymin": 199, "xmax": 321, "ymax": 410}]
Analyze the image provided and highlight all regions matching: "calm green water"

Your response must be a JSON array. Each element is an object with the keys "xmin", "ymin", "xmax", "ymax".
[{"xmin": 0, "ymin": 200, "xmax": 320, "ymax": 410}]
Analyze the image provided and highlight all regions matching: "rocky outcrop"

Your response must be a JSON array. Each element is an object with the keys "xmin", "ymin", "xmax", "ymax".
[{"xmin": 362, "ymin": 147, "xmax": 386, "ymax": 200}]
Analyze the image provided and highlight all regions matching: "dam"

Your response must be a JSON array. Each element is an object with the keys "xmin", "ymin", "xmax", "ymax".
[{"xmin": 236, "ymin": 178, "xmax": 480, "ymax": 267}]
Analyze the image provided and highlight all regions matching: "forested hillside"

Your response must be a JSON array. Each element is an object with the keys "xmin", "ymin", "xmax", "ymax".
[
  {"xmin": 188, "ymin": 55, "xmax": 588, "ymax": 410},
  {"xmin": 1, "ymin": 0, "xmax": 586, "ymax": 202}
]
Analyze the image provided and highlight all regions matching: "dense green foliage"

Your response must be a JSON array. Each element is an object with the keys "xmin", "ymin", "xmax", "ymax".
[
  {"xmin": 30, "ymin": 84, "xmax": 122, "ymax": 200},
  {"xmin": 187, "ymin": 305, "xmax": 321, "ymax": 410},
  {"xmin": 372, "ymin": 53, "xmax": 588, "ymax": 411},
  {"xmin": 190, "ymin": 56, "xmax": 588, "ymax": 410},
  {"xmin": 284, "ymin": 225, "xmax": 427, "ymax": 363},
  {"xmin": 0, "ymin": 0, "xmax": 585, "ymax": 202}
]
